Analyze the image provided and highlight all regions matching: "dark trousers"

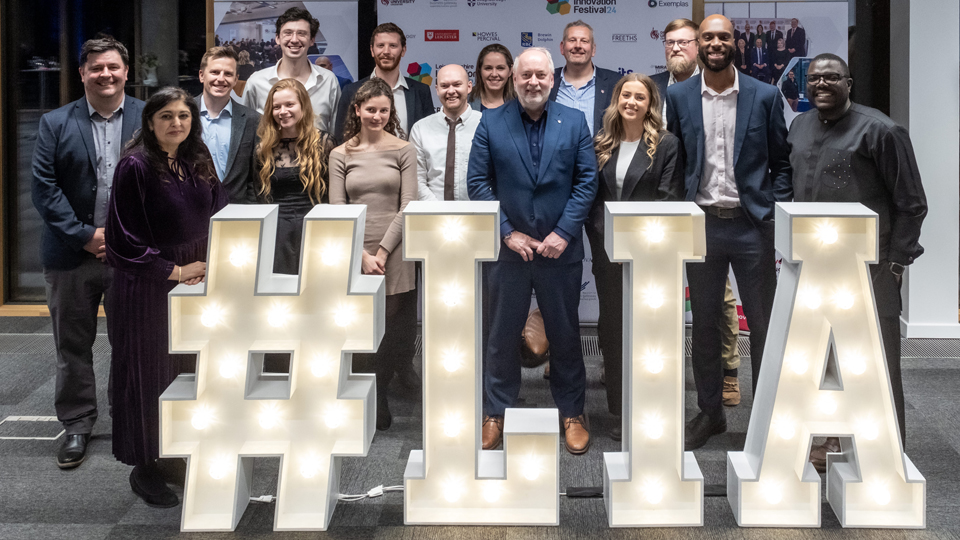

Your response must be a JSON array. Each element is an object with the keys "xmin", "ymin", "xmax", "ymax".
[
  {"xmin": 871, "ymin": 262, "xmax": 906, "ymax": 446},
  {"xmin": 44, "ymin": 257, "xmax": 113, "ymax": 435},
  {"xmin": 687, "ymin": 214, "xmax": 776, "ymax": 419},
  {"xmin": 355, "ymin": 287, "xmax": 418, "ymax": 393},
  {"xmin": 484, "ymin": 261, "xmax": 585, "ymax": 418},
  {"xmin": 592, "ymin": 259, "xmax": 624, "ymax": 416}
]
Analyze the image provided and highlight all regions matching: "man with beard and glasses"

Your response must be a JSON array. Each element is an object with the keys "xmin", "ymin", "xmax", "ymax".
[
  {"xmin": 334, "ymin": 22, "xmax": 433, "ymax": 142},
  {"xmin": 243, "ymin": 7, "xmax": 340, "ymax": 132},
  {"xmin": 652, "ymin": 18, "xmax": 745, "ymax": 408},
  {"xmin": 548, "ymin": 20, "xmax": 619, "ymax": 137},
  {"xmin": 665, "ymin": 14, "xmax": 792, "ymax": 450},
  {"xmin": 468, "ymin": 47, "xmax": 598, "ymax": 456},
  {"xmin": 788, "ymin": 54, "xmax": 926, "ymax": 471}
]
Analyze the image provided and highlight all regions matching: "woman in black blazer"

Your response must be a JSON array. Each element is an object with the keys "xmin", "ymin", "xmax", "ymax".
[{"xmin": 588, "ymin": 73, "xmax": 684, "ymax": 441}]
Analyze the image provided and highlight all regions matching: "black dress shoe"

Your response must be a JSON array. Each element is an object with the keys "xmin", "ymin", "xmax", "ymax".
[
  {"xmin": 609, "ymin": 423, "xmax": 622, "ymax": 442},
  {"xmin": 396, "ymin": 367, "xmax": 421, "ymax": 391},
  {"xmin": 57, "ymin": 434, "xmax": 91, "ymax": 469},
  {"xmin": 376, "ymin": 393, "xmax": 393, "ymax": 431},
  {"xmin": 130, "ymin": 463, "xmax": 179, "ymax": 508},
  {"xmin": 684, "ymin": 412, "xmax": 727, "ymax": 450}
]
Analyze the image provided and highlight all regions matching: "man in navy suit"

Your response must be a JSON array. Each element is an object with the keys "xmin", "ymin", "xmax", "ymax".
[
  {"xmin": 468, "ymin": 47, "xmax": 598, "ymax": 455},
  {"xmin": 548, "ymin": 20, "xmax": 619, "ymax": 136},
  {"xmin": 31, "ymin": 37, "xmax": 145, "ymax": 469},
  {"xmin": 665, "ymin": 15, "xmax": 792, "ymax": 450},
  {"xmin": 750, "ymin": 37, "xmax": 770, "ymax": 82},
  {"xmin": 785, "ymin": 18, "xmax": 807, "ymax": 58}
]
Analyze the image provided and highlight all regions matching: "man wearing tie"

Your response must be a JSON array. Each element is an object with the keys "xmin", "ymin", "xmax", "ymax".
[
  {"xmin": 751, "ymin": 37, "xmax": 770, "ymax": 82},
  {"xmin": 785, "ymin": 18, "xmax": 807, "ymax": 58},
  {"xmin": 665, "ymin": 15, "xmax": 792, "ymax": 450},
  {"xmin": 766, "ymin": 20, "xmax": 784, "ymax": 59},
  {"xmin": 410, "ymin": 65, "xmax": 480, "ymax": 201},
  {"xmin": 468, "ymin": 47, "xmax": 598, "ymax": 455}
]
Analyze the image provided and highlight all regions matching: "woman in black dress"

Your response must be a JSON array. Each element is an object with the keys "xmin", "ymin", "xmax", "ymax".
[
  {"xmin": 255, "ymin": 78, "xmax": 334, "ymax": 275},
  {"xmin": 735, "ymin": 38, "xmax": 750, "ymax": 74}
]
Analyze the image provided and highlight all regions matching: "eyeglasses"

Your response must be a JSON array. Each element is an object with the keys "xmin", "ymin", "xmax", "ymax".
[
  {"xmin": 663, "ymin": 39, "xmax": 696, "ymax": 49},
  {"xmin": 280, "ymin": 30, "xmax": 311, "ymax": 39},
  {"xmin": 807, "ymin": 73, "xmax": 846, "ymax": 84}
]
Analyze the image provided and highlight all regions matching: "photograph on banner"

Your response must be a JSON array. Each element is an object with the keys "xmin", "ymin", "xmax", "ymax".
[{"xmin": 211, "ymin": 1, "xmax": 358, "ymax": 93}]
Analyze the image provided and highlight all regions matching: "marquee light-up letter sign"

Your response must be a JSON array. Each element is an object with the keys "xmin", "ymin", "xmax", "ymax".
[
  {"xmin": 162, "ymin": 204, "xmax": 385, "ymax": 531},
  {"xmin": 403, "ymin": 201, "xmax": 561, "ymax": 525},
  {"xmin": 602, "ymin": 202, "xmax": 706, "ymax": 527},
  {"xmin": 728, "ymin": 202, "xmax": 925, "ymax": 528}
]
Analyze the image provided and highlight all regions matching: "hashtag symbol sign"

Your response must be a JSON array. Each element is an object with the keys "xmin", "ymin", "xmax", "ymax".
[{"xmin": 161, "ymin": 204, "xmax": 385, "ymax": 531}]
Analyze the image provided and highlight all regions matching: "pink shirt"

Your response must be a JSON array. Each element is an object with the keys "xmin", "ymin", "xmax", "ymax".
[{"xmin": 696, "ymin": 70, "xmax": 740, "ymax": 208}]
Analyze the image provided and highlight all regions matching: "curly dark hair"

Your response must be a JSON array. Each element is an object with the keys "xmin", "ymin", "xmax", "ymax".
[
  {"xmin": 341, "ymin": 78, "xmax": 405, "ymax": 143},
  {"xmin": 124, "ymin": 86, "xmax": 217, "ymax": 184},
  {"xmin": 275, "ymin": 7, "xmax": 319, "ymax": 40}
]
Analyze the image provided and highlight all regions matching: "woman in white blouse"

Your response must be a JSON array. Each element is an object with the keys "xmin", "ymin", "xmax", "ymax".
[{"xmin": 587, "ymin": 73, "xmax": 684, "ymax": 441}]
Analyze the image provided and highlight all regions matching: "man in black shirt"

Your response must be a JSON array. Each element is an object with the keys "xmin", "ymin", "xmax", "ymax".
[{"xmin": 787, "ymin": 53, "xmax": 927, "ymax": 471}]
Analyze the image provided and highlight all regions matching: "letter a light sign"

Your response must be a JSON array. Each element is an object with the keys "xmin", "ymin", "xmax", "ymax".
[{"xmin": 728, "ymin": 202, "xmax": 925, "ymax": 528}]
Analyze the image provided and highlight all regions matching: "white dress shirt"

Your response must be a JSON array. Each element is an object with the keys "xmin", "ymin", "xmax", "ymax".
[
  {"xmin": 243, "ymin": 59, "xmax": 341, "ymax": 133},
  {"xmin": 615, "ymin": 139, "xmax": 641, "ymax": 200},
  {"xmin": 697, "ymin": 70, "xmax": 740, "ymax": 207},
  {"xmin": 371, "ymin": 69, "xmax": 410, "ymax": 134},
  {"xmin": 409, "ymin": 107, "xmax": 481, "ymax": 201}
]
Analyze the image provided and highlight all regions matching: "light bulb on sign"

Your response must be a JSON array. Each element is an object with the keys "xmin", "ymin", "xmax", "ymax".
[
  {"xmin": 442, "ymin": 217, "xmax": 465, "ymax": 242},
  {"xmin": 483, "ymin": 483, "xmax": 502, "ymax": 503},
  {"xmin": 319, "ymin": 243, "xmax": 342, "ymax": 266},
  {"xmin": 333, "ymin": 304, "xmax": 355, "ymax": 327},
  {"xmin": 324, "ymin": 404, "xmax": 345, "ymax": 428},
  {"xmin": 442, "ymin": 349, "xmax": 463, "ymax": 373},
  {"xmin": 441, "ymin": 413, "xmax": 462, "ymax": 437},
  {"xmin": 856, "ymin": 417, "xmax": 879, "ymax": 441},
  {"xmin": 872, "ymin": 480, "xmax": 891, "ymax": 505},
  {"xmin": 209, "ymin": 456, "xmax": 230, "ymax": 480},
  {"xmin": 191, "ymin": 405, "xmax": 215, "ymax": 430},
  {"xmin": 846, "ymin": 351, "xmax": 866, "ymax": 375},
  {"xmin": 816, "ymin": 222, "xmax": 839, "ymax": 245},
  {"xmin": 443, "ymin": 478, "xmax": 464, "ymax": 502},
  {"xmin": 219, "ymin": 356, "xmax": 241, "ymax": 379},
  {"xmin": 642, "ymin": 479, "xmax": 664, "ymax": 504},
  {"xmin": 441, "ymin": 284, "xmax": 463, "ymax": 307},
  {"xmin": 311, "ymin": 354, "xmax": 333, "ymax": 378},
  {"xmin": 643, "ymin": 221, "xmax": 665, "ymax": 243},
  {"xmin": 818, "ymin": 394, "xmax": 838, "ymax": 415},
  {"xmin": 762, "ymin": 480, "xmax": 783, "ymax": 505},
  {"xmin": 642, "ymin": 349, "xmax": 664, "ymax": 374},
  {"xmin": 774, "ymin": 415, "xmax": 795, "ymax": 440},
  {"xmin": 200, "ymin": 304, "xmax": 224, "ymax": 328},
  {"xmin": 641, "ymin": 414, "xmax": 664, "ymax": 440},
  {"xmin": 643, "ymin": 286, "xmax": 665, "ymax": 309},
  {"xmin": 522, "ymin": 455, "xmax": 542, "ymax": 481},
  {"xmin": 802, "ymin": 288, "xmax": 822, "ymax": 310},
  {"xmin": 787, "ymin": 351, "xmax": 808, "ymax": 375},
  {"xmin": 267, "ymin": 303, "xmax": 291, "ymax": 328},
  {"xmin": 229, "ymin": 243, "xmax": 254, "ymax": 267},
  {"xmin": 833, "ymin": 289, "xmax": 855, "ymax": 310},
  {"xmin": 259, "ymin": 402, "xmax": 282, "ymax": 429}
]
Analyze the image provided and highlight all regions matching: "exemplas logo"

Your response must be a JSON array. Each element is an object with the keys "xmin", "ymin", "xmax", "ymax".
[
  {"xmin": 407, "ymin": 62, "xmax": 433, "ymax": 86},
  {"xmin": 546, "ymin": 0, "xmax": 571, "ymax": 15}
]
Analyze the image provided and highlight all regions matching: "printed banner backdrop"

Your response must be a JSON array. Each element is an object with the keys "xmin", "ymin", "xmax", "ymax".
[{"xmin": 381, "ymin": 0, "xmax": 692, "ymax": 323}]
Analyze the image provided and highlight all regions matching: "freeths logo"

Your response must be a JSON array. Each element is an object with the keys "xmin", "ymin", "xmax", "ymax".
[
  {"xmin": 650, "ymin": 28, "xmax": 662, "ymax": 40},
  {"xmin": 546, "ymin": 0, "xmax": 571, "ymax": 15},
  {"xmin": 425, "ymin": 30, "xmax": 460, "ymax": 41},
  {"xmin": 612, "ymin": 33, "xmax": 638, "ymax": 42},
  {"xmin": 473, "ymin": 31, "xmax": 501, "ymax": 42},
  {"xmin": 521, "ymin": 32, "xmax": 533, "ymax": 47},
  {"xmin": 407, "ymin": 62, "xmax": 433, "ymax": 86}
]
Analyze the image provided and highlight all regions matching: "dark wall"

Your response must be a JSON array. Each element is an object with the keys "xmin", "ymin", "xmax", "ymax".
[{"xmin": 849, "ymin": 0, "xmax": 890, "ymax": 115}]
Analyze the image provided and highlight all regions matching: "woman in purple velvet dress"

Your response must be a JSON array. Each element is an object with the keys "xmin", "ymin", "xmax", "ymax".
[{"xmin": 105, "ymin": 87, "xmax": 227, "ymax": 508}]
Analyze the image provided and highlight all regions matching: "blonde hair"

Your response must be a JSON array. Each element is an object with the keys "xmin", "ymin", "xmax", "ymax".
[
  {"xmin": 594, "ymin": 73, "xmax": 663, "ymax": 171},
  {"xmin": 255, "ymin": 79, "xmax": 330, "ymax": 204}
]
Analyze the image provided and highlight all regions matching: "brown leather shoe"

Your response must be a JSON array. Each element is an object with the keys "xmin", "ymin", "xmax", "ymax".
[
  {"xmin": 722, "ymin": 376, "xmax": 741, "ymax": 407},
  {"xmin": 809, "ymin": 437, "xmax": 842, "ymax": 473},
  {"xmin": 562, "ymin": 414, "xmax": 590, "ymax": 454},
  {"xmin": 543, "ymin": 363, "xmax": 550, "ymax": 379},
  {"xmin": 482, "ymin": 416, "xmax": 503, "ymax": 450}
]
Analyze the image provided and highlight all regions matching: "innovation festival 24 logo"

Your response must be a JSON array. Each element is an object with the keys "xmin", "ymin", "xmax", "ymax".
[
  {"xmin": 407, "ymin": 62, "xmax": 433, "ymax": 86},
  {"xmin": 546, "ymin": 0, "xmax": 571, "ymax": 15},
  {"xmin": 548, "ymin": 0, "xmax": 618, "ymax": 15}
]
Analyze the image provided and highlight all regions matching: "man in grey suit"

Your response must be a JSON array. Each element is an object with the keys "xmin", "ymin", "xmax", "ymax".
[
  {"xmin": 31, "ymin": 37, "xmax": 145, "ymax": 469},
  {"xmin": 196, "ymin": 46, "xmax": 261, "ymax": 203}
]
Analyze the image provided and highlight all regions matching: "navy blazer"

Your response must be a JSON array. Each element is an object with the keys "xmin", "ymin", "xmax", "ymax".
[
  {"xmin": 194, "ymin": 96, "xmax": 261, "ymax": 203},
  {"xmin": 333, "ymin": 75, "xmax": 434, "ymax": 142},
  {"xmin": 549, "ymin": 66, "xmax": 620, "ymax": 135},
  {"xmin": 467, "ymin": 99, "xmax": 598, "ymax": 266},
  {"xmin": 665, "ymin": 73, "xmax": 792, "ymax": 223},
  {"xmin": 650, "ymin": 70, "xmax": 670, "ymax": 107},
  {"xmin": 32, "ymin": 94, "xmax": 145, "ymax": 270}
]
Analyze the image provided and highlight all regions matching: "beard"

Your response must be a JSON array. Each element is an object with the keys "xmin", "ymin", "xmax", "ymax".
[
  {"xmin": 666, "ymin": 54, "xmax": 697, "ymax": 77},
  {"xmin": 698, "ymin": 46, "xmax": 735, "ymax": 72},
  {"xmin": 517, "ymin": 88, "xmax": 548, "ymax": 111}
]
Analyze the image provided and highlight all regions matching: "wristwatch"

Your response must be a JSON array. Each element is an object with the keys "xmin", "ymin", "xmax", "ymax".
[{"xmin": 889, "ymin": 262, "xmax": 905, "ymax": 277}]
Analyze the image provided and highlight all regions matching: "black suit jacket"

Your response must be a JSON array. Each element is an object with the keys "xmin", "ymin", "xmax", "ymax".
[
  {"xmin": 194, "ymin": 96, "xmax": 261, "ymax": 203},
  {"xmin": 333, "ymin": 75, "xmax": 434, "ymax": 142},
  {"xmin": 586, "ymin": 132, "xmax": 684, "ymax": 266},
  {"xmin": 31, "ymin": 94, "xmax": 145, "ymax": 270},
  {"xmin": 785, "ymin": 27, "xmax": 806, "ymax": 56},
  {"xmin": 549, "ymin": 65, "xmax": 620, "ymax": 135},
  {"xmin": 766, "ymin": 30, "xmax": 784, "ymax": 54}
]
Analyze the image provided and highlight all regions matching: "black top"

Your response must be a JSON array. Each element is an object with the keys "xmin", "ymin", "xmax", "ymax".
[
  {"xmin": 787, "ymin": 103, "xmax": 928, "ymax": 265},
  {"xmin": 781, "ymin": 79, "xmax": 799, "ymax": 100}
]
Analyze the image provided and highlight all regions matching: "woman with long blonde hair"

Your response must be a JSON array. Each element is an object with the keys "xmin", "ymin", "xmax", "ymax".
[
  {"xmin": 587, "ymin": 73, "xmax": 684, "ymax": 441},
  {"xmin": 329, "ymin": 78, "xmax": 417, "ymax": 430},
  {"xmin": 255, "ymin": 78, "xmax": 334, "ymax": 274}
]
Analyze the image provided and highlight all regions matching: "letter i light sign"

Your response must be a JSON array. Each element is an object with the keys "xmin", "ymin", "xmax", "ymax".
[
  {"xmin": 403, "ymin": 201, "xmax": 561, "ymax": 525},
  {"xmin": 729, "ymin": 202, "xmax": 925, "ymax": 528},
  {"xmin": 162, "ymin": 205, "xmax": 385, "ymax": 531},
  {"xmin": 602, "ymin": 202, "xmax": 706, "ymax": 526}
]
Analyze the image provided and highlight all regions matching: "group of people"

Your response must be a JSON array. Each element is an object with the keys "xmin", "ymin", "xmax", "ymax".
[
  {"xmin": 32, "ymin": 6, "xmax": 927, "ymax": 511},
  {"xmin": 734, "ymin": 18, "xmax": 807, "ymax": 85},
  {"xmin": 213, "ymin": 36, "xmax": 285, "ymax": 78}
]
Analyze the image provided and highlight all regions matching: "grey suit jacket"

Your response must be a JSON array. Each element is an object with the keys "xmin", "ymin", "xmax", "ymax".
[{"xmin": 195, "ymin": 95, "xmax": 261, "ymax": 203}]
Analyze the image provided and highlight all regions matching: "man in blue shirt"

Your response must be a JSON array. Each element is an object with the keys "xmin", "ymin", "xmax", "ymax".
[
  {"xmin": 197, "ymin": 47, "xmax": 261, "ymax": 203},
  {"xmin": 549, "ymin": 20, "xmax": 619, "ymax": 136}
]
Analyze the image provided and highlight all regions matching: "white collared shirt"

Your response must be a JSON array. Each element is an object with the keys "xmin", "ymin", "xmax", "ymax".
[
  {"xmin": 697, "ymin": 69, "xmax": 740, "ymax": 207},
  {"xmin": 663, "ymin": 65, "xmax": 700, "ymax": 120},
  {"xmin": 371, "ymin": 69, "xmax": 410, "ymax": 134},
  {"xmin": 409, "ymin": 107, "xmax": 481, "ymax": 202},
  {"xmin": 243, "ymin": 59, "xmax": 341, "ymax": 132}
]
